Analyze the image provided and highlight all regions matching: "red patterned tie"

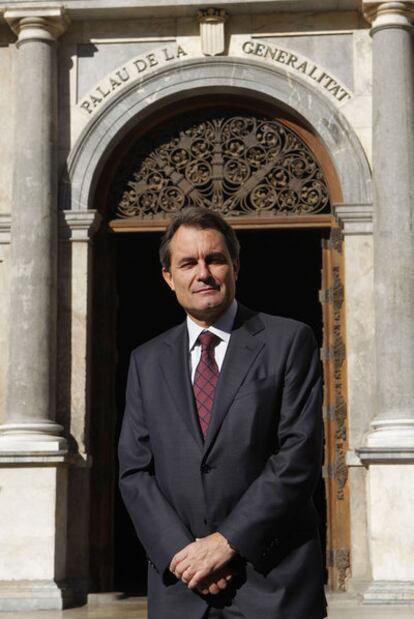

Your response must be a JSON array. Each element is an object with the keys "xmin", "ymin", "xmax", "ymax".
[{"xmin": 193, "ymin": 331, "xmax": 220, "ymax": 438}]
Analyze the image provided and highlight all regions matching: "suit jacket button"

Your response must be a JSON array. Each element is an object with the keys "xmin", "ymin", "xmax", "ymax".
[{"xmin": 201, "ymin": 464, "xmax": 211, "ymax": 474}]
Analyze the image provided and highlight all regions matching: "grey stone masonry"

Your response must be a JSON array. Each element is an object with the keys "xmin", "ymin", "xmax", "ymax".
[{"xmin": 0, "ymin": 8, "xmax": 69, "ymax": 453}]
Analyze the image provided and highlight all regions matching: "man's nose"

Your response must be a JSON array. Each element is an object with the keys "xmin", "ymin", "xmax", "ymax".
[{"xmin": 196, "ymin": 260, "xmax": 211, "ymax": 280}]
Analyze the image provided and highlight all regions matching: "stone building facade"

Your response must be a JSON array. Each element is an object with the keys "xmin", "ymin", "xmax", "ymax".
[{"xmin": 0, "ymin": 0, "xmax": 413, "ymax": 611}]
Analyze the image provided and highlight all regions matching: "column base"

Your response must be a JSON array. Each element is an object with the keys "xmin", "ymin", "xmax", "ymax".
[
  {"xmin": 0, "ymin": 579, "xmax": 87, "ymax": 611},
  {"xmin": 355, "ymin": 462, "xmax": 414, "ymax": 604},
  {"xmin": 363, "ymin": 581, "xmax": 414, "ymax": 605},
  {"xmin": 366, "ymin": 418, "xmax": 414, "ymax": 449},
  {"xmin": 0, "ymin": 420, "xmax": 67, "ymax": 454},
  {"xmin": 0, "ymin": 463, "xmax": 68, "ymax": 590}
]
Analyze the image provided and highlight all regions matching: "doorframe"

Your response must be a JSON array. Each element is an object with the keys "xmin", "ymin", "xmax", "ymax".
[{"xmin": 90, "ymin": 216, "xmax": 350, "ymax": 594}]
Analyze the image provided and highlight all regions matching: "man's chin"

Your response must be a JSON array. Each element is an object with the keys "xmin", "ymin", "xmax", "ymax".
[{"xmin": 197, "ymin": 298, "xmax": 224, "ymax": 311}]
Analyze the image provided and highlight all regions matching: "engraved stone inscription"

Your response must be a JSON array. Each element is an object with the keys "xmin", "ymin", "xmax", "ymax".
[
  {"xmin": 77, "ymin": 39, "xmax": 352, "ymax": 121},
  {"xmin": 78, "ymin": 44, "xmax": 188, "ymax": 116},
  {"xmin": 241, "ymin": 40, "xmax": 352, "ymax": 104}
]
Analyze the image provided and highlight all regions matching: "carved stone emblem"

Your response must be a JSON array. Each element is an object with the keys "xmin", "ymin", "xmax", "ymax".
[{"xmin": 197, "ymin": 8, "xmax": 228, "ymax": 56}]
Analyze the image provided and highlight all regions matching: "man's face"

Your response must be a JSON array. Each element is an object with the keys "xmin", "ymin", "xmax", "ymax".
[{"xmin": 162, "ymin": 225, "xmax": 239, "ymax": 327}]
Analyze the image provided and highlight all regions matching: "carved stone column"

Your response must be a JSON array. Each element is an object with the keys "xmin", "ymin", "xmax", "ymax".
[
  {"xmin": 358, "ymin": 1, "xmax": 414, "ymax": 603},
  {"xmin": 0, "ymin": 8, "xmax": 69, "ymax": 453},
  {"xmin": 0, "ymin": 11, "xmax": 89, "ymax": 611},
  {"xmin": 364, "ymin": 0, "xmax": 414, "ymax": 449}
]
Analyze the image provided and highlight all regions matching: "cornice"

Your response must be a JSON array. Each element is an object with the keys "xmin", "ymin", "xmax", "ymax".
[{"xmin": 0, "ymin": 1, "xmax": 361, "ymax": 23}]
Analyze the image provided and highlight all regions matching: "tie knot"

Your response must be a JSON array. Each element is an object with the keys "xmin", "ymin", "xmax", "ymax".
[{"xmin": 198, "ymin": 331, "xmax": 220, "ymax": 351}]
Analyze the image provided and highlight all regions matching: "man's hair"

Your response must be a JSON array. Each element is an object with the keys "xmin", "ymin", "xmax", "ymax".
[{"xmin": 159, "ymin": 206, "xmax": 240, "ymax": 270}]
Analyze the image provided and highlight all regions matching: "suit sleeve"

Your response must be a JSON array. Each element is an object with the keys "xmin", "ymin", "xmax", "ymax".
[
  {"xmin": 118, "ymin": 351, "xmax": 194, "ymax": 578},
  {"xmin": 217, "ymin": 323, "xmax": 323, "ymax": 567}
]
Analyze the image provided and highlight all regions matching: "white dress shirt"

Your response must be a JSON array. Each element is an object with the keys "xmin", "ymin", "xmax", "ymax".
[{"xmin": 186, "ymin": 300, "xmax": 238, "ymax": 383}]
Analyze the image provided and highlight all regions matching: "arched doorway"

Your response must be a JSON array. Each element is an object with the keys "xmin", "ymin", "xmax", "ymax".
[{"xmin": 88, "ymin": 97, "xmax": 350, "ymax": 595}]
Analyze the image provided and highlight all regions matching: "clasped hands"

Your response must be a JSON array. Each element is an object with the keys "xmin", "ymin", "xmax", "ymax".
[{"xmin": 169, "ymin": 532, "xmax": 236, "ymax": 595}]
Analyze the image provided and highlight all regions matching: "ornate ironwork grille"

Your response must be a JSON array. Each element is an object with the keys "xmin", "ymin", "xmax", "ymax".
[{"xmin": 111, "ymin": 110, "xmax": 331, "ymax": 220}]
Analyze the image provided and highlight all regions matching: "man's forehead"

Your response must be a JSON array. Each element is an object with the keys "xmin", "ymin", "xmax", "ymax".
[{"xmin": 170, "ymin": 225, "xmax": 226, "ymax": 248}]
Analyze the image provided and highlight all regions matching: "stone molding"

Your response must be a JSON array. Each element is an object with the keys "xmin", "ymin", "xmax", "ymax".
[
  {"xmin": 0, "ymin": 578, "xmax": 88, "ymax": 611},
  {"xmin": 346, "ymin": 449, "xmax": 363, "ymax": 466},
  {"xmin": 362, "ymin": 579, "xmax": 414, "ymax": 604},
  {"xmin": 357, "ymin": 446, "xmax": 414, "ymax": 464},
  {"xmin": 60, "ymin": 209, "xmax": 102, "ymax": 241},
  {"xmin": 0, "ymin": 452, "xmax": 91, "ymax": 466},
  {"xmin": 0, "ymin": 214, "xmax": 11, "ymax": 245},
  {"xmin": 5, "ymin": 6, "xmax": 70, "ymax": 44},
  {"xmin": 334, "ymin": 203, "xmax": 373, "ymax": 235},
  {"xmin": 363, "ymin": 1, "xmax": 414, "ymax": 32},
  {"xmin": 345, "ymin": 444, "xmax": 414, "ymax": 465},
  {"xmin": 197, "ymin": 8, "xmax": 228, "ymax": 56}
]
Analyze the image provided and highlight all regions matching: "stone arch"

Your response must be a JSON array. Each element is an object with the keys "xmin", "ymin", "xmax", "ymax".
[{"xmin": 63, "ymin": 56, "xmax": 372, "ymax": 214}]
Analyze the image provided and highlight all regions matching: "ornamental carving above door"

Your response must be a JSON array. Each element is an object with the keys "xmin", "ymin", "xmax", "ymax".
[{"xmin": 110, "ymin": 110, "xmax": 331, "ymax": 220}]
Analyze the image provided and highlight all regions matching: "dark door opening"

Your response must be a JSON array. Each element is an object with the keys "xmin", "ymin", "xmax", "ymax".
[{"xmin": 114, "ymin": 226, "xmax": 328, "ymax": 594}]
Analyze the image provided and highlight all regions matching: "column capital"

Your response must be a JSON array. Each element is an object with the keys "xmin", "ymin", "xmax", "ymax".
[
  {"xmin": 60, "ymin": 210, "xmax": 102, "ymax": 242},
  {"xmin": 5, "ymin": 6, "xmax": 70, "ymax": 44},
  {"xmin": 363, "ymin": 1, "xmax": 414, "ymax": 31},
  {"xmin": 334, "ymin": 202, "xmax": 373, "ymax": 236}
]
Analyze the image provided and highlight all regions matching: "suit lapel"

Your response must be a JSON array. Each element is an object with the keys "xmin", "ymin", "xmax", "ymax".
[
  {"xmin": 203, "ymin": 306, "xmax": 266, "ymax": 454},
  {"xmin": 158, "ymin": 323, "xmax": 204, "ymax": 451}
]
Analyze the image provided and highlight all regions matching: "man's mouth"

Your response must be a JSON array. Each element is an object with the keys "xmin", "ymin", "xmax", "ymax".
[{"xmin": 194, "ymin": 285, "xmax": 220, "ymax": 293}]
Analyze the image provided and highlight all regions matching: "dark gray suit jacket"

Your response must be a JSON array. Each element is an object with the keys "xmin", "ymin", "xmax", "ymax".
[{"xmin": 118, "ymin": 305, "xmax": 327, "ymax": 619}]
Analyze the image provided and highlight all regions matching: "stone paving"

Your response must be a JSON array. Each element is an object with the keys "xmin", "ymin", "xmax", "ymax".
[{"xmin": 0, "ymin": 596, "xmax": 413, "ymax": 619}]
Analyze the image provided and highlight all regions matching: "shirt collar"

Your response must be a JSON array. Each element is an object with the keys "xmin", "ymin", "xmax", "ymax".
[{"xmin": 187, "ymin": 299, "xmax": 238, "ymax": 350}]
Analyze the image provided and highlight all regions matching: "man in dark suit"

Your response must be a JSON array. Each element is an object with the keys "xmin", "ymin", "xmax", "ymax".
[{"xmin": 118, "ymin": 206, "xmax": 327, "ymax": 619}]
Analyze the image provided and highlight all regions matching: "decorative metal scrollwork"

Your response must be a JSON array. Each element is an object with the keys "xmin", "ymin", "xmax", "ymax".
[{"xmin": 112, "ymin": 111, "xmax": 330, "ymax": 219}]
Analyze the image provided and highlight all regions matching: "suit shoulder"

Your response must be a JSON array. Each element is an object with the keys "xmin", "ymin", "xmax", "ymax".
[
  {"xmin": 130, "ymin": 323, "xmax": 184, "ymax": 360},
  {"xmin": 259, "ymin": 312, "xmax": 313, "ymax": 335},
  {"xmin": 253, "ymin": 317, "xmax": 318, "ymax": 372},
  {"xmin": 255, "ymin": 312, "xmax": 317, "ymax": 349},
  {"xmin": 237, "ymin": 304, "xmax": 316, "ymax": 343},
  {"xmin": 238, "ymin": 304, "xmax": 312, "ymax": 335}
]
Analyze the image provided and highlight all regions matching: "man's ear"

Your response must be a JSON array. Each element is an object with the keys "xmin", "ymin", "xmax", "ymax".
[{"xmin": 162, "ymin": 267, "xmax": 175, "ymax": 291}]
